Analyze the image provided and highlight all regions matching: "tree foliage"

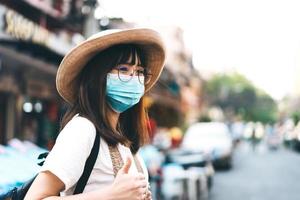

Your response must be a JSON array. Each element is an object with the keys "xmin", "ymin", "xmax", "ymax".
[{"xmin": 204, "ymin": 73, "xmax": 278, "ymax": 123}]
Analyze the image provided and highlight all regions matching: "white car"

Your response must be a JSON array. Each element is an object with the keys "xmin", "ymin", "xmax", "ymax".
[{"xmin": 182, "ymin": 122, "xmax": 233, "ymax": 169}]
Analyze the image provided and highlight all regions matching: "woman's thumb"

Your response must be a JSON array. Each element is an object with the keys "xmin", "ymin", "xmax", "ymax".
[{"xmin": 119, "ymin": 157, "xmax": 132, "ymax": 174}]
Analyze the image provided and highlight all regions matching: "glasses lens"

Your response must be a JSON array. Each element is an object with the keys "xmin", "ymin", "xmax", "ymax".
[
  {"xmin": 117, "ymin": 65, "xmax": 132, "ymax": 82},
  {"xmin": 116, "ymin": 65, "xmax": 150, "ymax": 84},
  {"xmin": 137, "ymin": 68, "xmax": 145, "ymax": 85}
]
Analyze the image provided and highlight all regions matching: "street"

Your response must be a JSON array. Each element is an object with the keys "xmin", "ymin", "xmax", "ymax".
[{"xmin": 209, "ymin": 141, "xmax": 300, "ymax": 200}]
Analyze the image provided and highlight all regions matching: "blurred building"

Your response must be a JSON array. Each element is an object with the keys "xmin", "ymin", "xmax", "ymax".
[
  {"xmin": 0, "ymin": 0, "xmax": 96, "ymax": 148},
  {"xmin": 0, "ymin": 1, "xmax": 204, "ymax": 147},
  {"xmin": 157, "ymin": 26, "xmax": 203, "ymax": 125}
]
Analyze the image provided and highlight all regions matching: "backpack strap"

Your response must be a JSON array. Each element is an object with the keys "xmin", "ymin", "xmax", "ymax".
[
  {"xmin": 108, "ymin": 145, "xmax": 144, "ymax": 176},
  {"xmin": 108, "ymin": 145, "xmax": 124, "ymax": 177},
  {"xmin": 73, "ymin": 130, "xmax": 100, "ymax": 194}
]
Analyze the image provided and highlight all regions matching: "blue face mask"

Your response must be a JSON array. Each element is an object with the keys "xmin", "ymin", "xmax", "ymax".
[{"xmin": 106, "ymin": 73, "xmax": 145, "ymax": 113}]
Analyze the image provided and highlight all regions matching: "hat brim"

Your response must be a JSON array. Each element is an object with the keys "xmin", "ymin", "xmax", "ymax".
[{"xmin": 56, "ymin": 28, "xmax": 166, "ymax": 104}]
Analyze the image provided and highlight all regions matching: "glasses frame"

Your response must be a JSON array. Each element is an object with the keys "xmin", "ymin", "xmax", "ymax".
[{"xmin": 114, "ymin": 65, "xmax": 153, "ymax": 85}]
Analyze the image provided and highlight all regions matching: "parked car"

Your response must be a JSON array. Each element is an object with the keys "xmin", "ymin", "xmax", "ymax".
[{"xmin": 182, "ymin": 122, "xmax": 233, "ymax": 169}]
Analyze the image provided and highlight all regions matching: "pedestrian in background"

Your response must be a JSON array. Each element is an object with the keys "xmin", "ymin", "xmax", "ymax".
[{"xmin": 25, "ymin": 28, "xmax": 166, "ymax": 200}]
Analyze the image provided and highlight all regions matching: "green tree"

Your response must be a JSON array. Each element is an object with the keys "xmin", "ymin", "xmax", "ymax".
[{"xmin": 204, "ymin": 72, "xmax": 278, "ymax": 123}]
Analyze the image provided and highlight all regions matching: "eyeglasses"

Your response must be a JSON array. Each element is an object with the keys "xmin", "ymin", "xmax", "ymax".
[{"xmin": 111, "ymin": 64, "xmax": 152, "ymax": 85}]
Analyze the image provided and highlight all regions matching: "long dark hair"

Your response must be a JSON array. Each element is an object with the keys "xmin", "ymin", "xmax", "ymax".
[{"xmin": 60, "ymin": 44, "xmax": 149, "ymax": 154}]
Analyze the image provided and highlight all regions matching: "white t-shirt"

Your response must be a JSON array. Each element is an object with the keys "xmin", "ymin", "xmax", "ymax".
[{"xmin": 40, "ymin": 114, "xmax": 148, "ymax": 196}]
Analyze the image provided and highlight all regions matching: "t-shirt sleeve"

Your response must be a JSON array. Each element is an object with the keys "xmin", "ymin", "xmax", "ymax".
[{"xmin": 40, "ymin": 116, "xmax": 96, "ymax": 192}]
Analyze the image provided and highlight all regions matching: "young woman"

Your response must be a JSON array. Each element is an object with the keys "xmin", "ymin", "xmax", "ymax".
[{"xmin": 24, "ymin": 28, "xmax": 166, "ymax": 200}]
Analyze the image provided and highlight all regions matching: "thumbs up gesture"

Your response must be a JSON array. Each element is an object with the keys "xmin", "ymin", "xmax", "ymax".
[
  {"xmin": 118, "ymin": 157, "xmax": 132, "ymax": 175},
  {"xmin": 109, "ymin": 157, "xmax": 149, "ymax": 200}
]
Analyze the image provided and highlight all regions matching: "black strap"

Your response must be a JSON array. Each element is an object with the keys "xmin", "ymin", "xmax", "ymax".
[{"xmin": 73, "ymin": 130, "xmax": 100, "ymax": 194}]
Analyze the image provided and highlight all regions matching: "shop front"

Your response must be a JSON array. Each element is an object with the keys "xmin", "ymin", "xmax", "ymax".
[
  {"xmin": 0, "ymin": 3, "xmax": 79, "ymax": 148},
  {"xmin": 147, "ymin": 68, "xmax": 184, "ymax": 128}
]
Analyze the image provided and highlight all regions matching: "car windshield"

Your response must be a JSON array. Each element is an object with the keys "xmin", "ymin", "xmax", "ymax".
[{"xmin": 185, "ymin": 123, "xmax": 231, "ymax": 141}]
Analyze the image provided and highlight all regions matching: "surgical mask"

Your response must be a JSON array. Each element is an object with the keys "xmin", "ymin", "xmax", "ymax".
[{"xmin": 106, "ymin": 73, "xmax": 145, "ymax": 113}]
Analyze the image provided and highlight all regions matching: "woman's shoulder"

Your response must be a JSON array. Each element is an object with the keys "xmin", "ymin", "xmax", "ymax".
[
  {"xmin": 69, "ymin": 114, "xmax": 95, "ymax": 128},
  {"xmin": 40, "ymin": 114, "xmax": 99, "ymax": 192},
  {"xmin": 58, "ymin": 114, "xmax": 97, "ymax": 142}
]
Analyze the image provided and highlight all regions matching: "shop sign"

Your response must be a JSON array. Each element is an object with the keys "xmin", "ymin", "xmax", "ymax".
[
  {"xmin": 4, "ymin": 9, "xmax": 50, "ymax": 46},
  {"xmin": 0, "ymin": 5, "xmax": 84, "ymax": 55}
]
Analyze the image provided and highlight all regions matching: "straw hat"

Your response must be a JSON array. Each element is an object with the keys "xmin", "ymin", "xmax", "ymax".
[{"xmin": 56, "ymin": 28, "xmax": 166, "ymax": 104}]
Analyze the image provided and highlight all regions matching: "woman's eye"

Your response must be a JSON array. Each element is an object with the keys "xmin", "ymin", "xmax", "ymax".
[{"xmin": 118, "ymin": 66, "xmax": 129, "ymax": 72}]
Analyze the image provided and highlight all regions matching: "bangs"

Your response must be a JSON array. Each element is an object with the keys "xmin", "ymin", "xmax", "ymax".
[{"xmin": 113, "ymin": 44, "xmax": 145, "ymax": 67}]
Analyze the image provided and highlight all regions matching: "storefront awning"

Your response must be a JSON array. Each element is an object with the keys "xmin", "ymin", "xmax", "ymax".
[{"xmin": 0, "ymin": 46, "xmax": 57, "ymax": 76}]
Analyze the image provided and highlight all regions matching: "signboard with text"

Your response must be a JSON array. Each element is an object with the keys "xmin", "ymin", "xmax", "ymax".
[{"xmin": 0, "ymin": 4, "xmax": 84, "ymax": 55}]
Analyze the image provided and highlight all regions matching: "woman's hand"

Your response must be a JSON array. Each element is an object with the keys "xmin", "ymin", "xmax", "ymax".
[
  {"xmin": 108, "ymin": 157, "xmax": 149, "ymax": 200},
  {"xmin": 144, "ymin": 189, "xmax": 152, "ymax": 200}
]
